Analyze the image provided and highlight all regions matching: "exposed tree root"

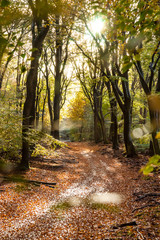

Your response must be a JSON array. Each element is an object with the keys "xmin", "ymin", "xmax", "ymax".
[{"xmin": 132, "ymin": 202, "xmax": 160, "ymax": 213}]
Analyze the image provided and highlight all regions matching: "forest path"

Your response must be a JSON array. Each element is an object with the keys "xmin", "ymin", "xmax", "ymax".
[{"xmin": 0, "ymin": 142, "xmax": 159, "ymax": 239}]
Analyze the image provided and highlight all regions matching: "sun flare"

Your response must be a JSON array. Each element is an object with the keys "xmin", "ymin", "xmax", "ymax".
[{"xmin": 89, "ymin": 17, "xmax": 104, "ymax": 34}]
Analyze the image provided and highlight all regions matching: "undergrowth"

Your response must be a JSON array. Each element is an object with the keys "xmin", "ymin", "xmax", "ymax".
[{"xmin": 29, "ymin": 130, "xmax": 67, "ymax": 158}]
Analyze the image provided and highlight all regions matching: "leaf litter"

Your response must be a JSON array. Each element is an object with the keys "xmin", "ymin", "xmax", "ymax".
[{"xmin": 0, "ymin": 142, "xmax": 159, "ymax": 239}]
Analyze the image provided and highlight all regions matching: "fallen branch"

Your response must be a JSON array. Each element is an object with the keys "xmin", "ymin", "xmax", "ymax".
[
  {"xmin": 113, "ymin": 221, "xmax": 137, "ymax": 229},
  {"xmin": 135, "ymin": 192, "xmax": 160, "ymax": 201},
  {"xmin": 25, "ymin": 179, "xmax": 56, "ymax": 186},
  {"xmin": 2, "ymin": 176, "xmax": 56, "ymax": 188},
  {"xmin": 132, "ymin": 202, "xmax": 160, "ymax": 212}
]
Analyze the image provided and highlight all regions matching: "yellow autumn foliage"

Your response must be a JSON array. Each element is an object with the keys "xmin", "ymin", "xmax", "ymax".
[
  {"xmin": 148, "ymin": 94, "xmax": 160, "ymax": 111},
  {"xmin": 67, "ymin": 92, "xmax": 87, "ymax": 121}
]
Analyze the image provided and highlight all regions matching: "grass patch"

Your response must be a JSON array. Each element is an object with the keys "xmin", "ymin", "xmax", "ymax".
[
  {"xmin": 13, "ymin": 183, "xmax": 32, "ymax": 192},
  {"xmin": 50, "ymin": 195, "xmax": 121, "ymax": 213},
  {"xmin": 88, "ymin": 202, "xmax": 120, "ymax": 213},
  {"xmin": 50, "ymin": 201, "xmax": 72, "ymax": 211}
]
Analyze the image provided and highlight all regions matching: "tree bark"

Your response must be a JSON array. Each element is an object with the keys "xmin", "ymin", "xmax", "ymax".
[
  {"xmin": 93, "ymin": 110, "xmax": 102, "ymax": 143},
  {"xmin": 16, "ymin": 47, "xmax": 23, "ymax": 113},
  {"xmin": 99, "ymin": 108, "xmax": 108, "ymax": 143},
  {"xmin": 42, "ymin": 91, "xmax": 47, "ymax": 131},
  {"xmin": 122, "ymin": 72, "xmax": 136, "ymax": 156},
  {"xmin": 21, "ymin": 21, "xmax": 49, "ymax": 169},
  {"xmin": 53, "ymin": 16, "xmax": 62, "ymax": 139},
  {"xmin": 123, "ymin": 109, "xmax": 136, "ymax": 156},
  {"xmin": 133, "ymin": 43, "xmax": 160, "ymax": 154},
  {"xmin": 105, "ymin": 81, "xmax": 119, "ymax": 149},
  {"xmin": 44, "ymin": 49, "xmax": 54, "ymax": 135},
  {"xmin": 149, "ymin": 108, "xmax": 160, "ymax": 154},
  {"xmin": 109, "ymin": 72, "xmax": 136, "ymax": 156},
  {"xmin": 93, "ymin": 82, "xmax": 107, "ymax": 143}
]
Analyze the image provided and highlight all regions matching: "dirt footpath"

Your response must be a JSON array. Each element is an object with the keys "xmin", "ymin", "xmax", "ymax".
[{"xmin": 0, "ymin": 142, "xmax": 159, "ymax": 239}]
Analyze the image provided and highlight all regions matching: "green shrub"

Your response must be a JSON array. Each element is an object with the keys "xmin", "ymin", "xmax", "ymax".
[
  {"xmin": 0, "ymin": 98, "xmax": 22, "ymax": 158},
  {"xmin": 141, "ymin": 154, "xmax": 160, "ymax": 175},
  {"xmin": 29, "ymin": 130, "xmax": 67, "ymax": 157},
  {"xmin": 0, "ymin": 96, "xmax": 66, "ymax": 159}
]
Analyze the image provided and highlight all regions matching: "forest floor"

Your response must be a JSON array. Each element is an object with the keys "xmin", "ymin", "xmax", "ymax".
[{"xmin": 0, "ymin": 142, "xmax": 160, "ymax": 240}]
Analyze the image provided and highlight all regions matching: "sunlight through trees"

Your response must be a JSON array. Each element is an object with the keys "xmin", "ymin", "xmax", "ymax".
[{"xmin": 0, "ymin": 0, "xmax": 159, "ymax": 166}]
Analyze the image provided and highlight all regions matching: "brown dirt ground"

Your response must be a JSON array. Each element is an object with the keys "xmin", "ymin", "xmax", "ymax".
[{"xmin": 0, "ymin": 142, "xmax": 160, "ymax": 239}]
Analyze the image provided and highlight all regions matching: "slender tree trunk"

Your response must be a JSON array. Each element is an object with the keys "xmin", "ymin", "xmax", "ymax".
[
  {"xmin": 35, "ymin": 94, "xmax": 40, "ymax": 128},
  {"xmin": 156, "ymin": 68, "xmax": 160, "ymax": 92},
  {"xmin": 35, "ymin": 79, "xmax": 41, "ymax": 128},
  {"xmin": 149, "ymin": 108, "xmax": 160, "ymax": 154},
  {"xmin": 93, "ymin": 110, "xmax": 102, "ymax": 143},
  {"xmin": 46, "ymin": 69, "xmax": 54, "ymax": 135},
  {"xmin": 44, "ymin": 49, "xmax": 54, "ymax": 135},
  {"xmin": 16, "ymin": 48, "xmax": 22, "ymax": 113},
  {"xmin": 110, "ymin": 103, "xmax": 119, "ymax": 149},
  {"xmin": 123, "ymin": 108, "xmax": 136, "ymax": 156},
  {"xmin": 42, "ymin": 91, "xmax": 47, "ymax": 131},
  {"xmin": 105, "ymin": 81, "xmax": 119, "ymax": 149},
  {"xmin": 53, "ymin": 16, "xmax": 62, "ymax": 139},
  {"xmin": 0, "ymin": 60, "xmax": 9, "ymax": 89},
  {"xmin": 99, "ymin": 108, "xmax": 107, "ymax": 143},
  {"xmin": 0, "ymin": 29, "xmax": 25, "ymax": 89},
  {"xmin": 93, "ymin": 86, "xmax": 102, "ymax": 142}
]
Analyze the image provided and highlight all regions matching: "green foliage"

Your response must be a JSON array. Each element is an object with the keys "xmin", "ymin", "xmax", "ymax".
[
  {"xmin": 31, "ymin": 144, "xmax": 48, "ymax": 157},
  {"xmin": 29, "ymin": 130, "xmax": 67, "ymax": 158},
  {"xmin": 0, "ymin": 94, "xmax": 66, "ymax": 160},
  {"xmin": 122, "ymin": 62, "xmax": 133, "ymax": 74},
  {"xmin": 30, "ymin": 48, "xmax": 38, "ymax": 52},
  {"xmin": 50, "ymin": 201, "xmax": 72, "ymax": 211},
  {"xmin": 0, "ymin": 97, "xmax": 22, "ymax": 158},
  {"xmin": 1, "ymin": 0, "xmax": 10, "ymax": 7},
  {"xmin": 141, "ymin": 155, "xmax": 160, "ymax": 175},
  {"xmin": 21, "ymin": 64, "xmax": 27, "ymax": 73},
  {"xmin": 0, "ymin": 36, "xmax": 8, "ymax": 45}
]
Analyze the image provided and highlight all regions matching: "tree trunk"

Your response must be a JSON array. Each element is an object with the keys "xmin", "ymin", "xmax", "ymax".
[
  {"xmin": 134, "ymin": 48, "xmax": 160, "ymax": 155},
  {"xmin": 21, "ymin": 23, "xmax": 49, "ymax": 169},
  {"xmin": 44, "ymin": 49, "xmax": 54, "ymax": 135},
  {"xmin": 93, "ymin": 85, "xmax": 103, "ymax": 143},
  {"xmin": 16, "ymin": 48, "xmax": 22, "ymax": 113},
  {"xmin": 105, "ymin": 81, "xmax": 119, "ymax": 149},
  {"xmin": 99, "ymin": 108, "xmax": 107, "ymax": 143},
  {"xmin": 21, "ymin": 51, "xmax": 39, "ymax": 168},
  {"xmin": 53, "ymin": 16, "xmax": 62, "ymax": 139},
  {"xmin": 123, "ymin": 109, "xmax": 136, "ymax": 157},
  {"xmin": 149, "ymin": 108, "xmax": 160, "ymax": 154},
  {"xmin": 35, "ymin": 81, "xmax": 41, "ymax": 129},
  {"xmin": 42, "ymin": 91, "xmax": 47, "ymax": 131},
  {"xmin": 94, "ymin": 110, "xmax": 102, "ymax": 143},
  {"xmin": 110, "ymin": 104, "xmax": 119, "ymax": 149}
]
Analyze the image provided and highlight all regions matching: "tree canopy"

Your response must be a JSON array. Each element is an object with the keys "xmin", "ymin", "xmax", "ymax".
[{"xmin": 0, "ymin": 0, "xmax": 160, "ymax": 168}]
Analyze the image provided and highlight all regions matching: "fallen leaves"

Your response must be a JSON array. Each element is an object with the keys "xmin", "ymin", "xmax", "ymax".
[{"xmin": 0, "ymin": 142, "xmax": 159, "ymax": 239}]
